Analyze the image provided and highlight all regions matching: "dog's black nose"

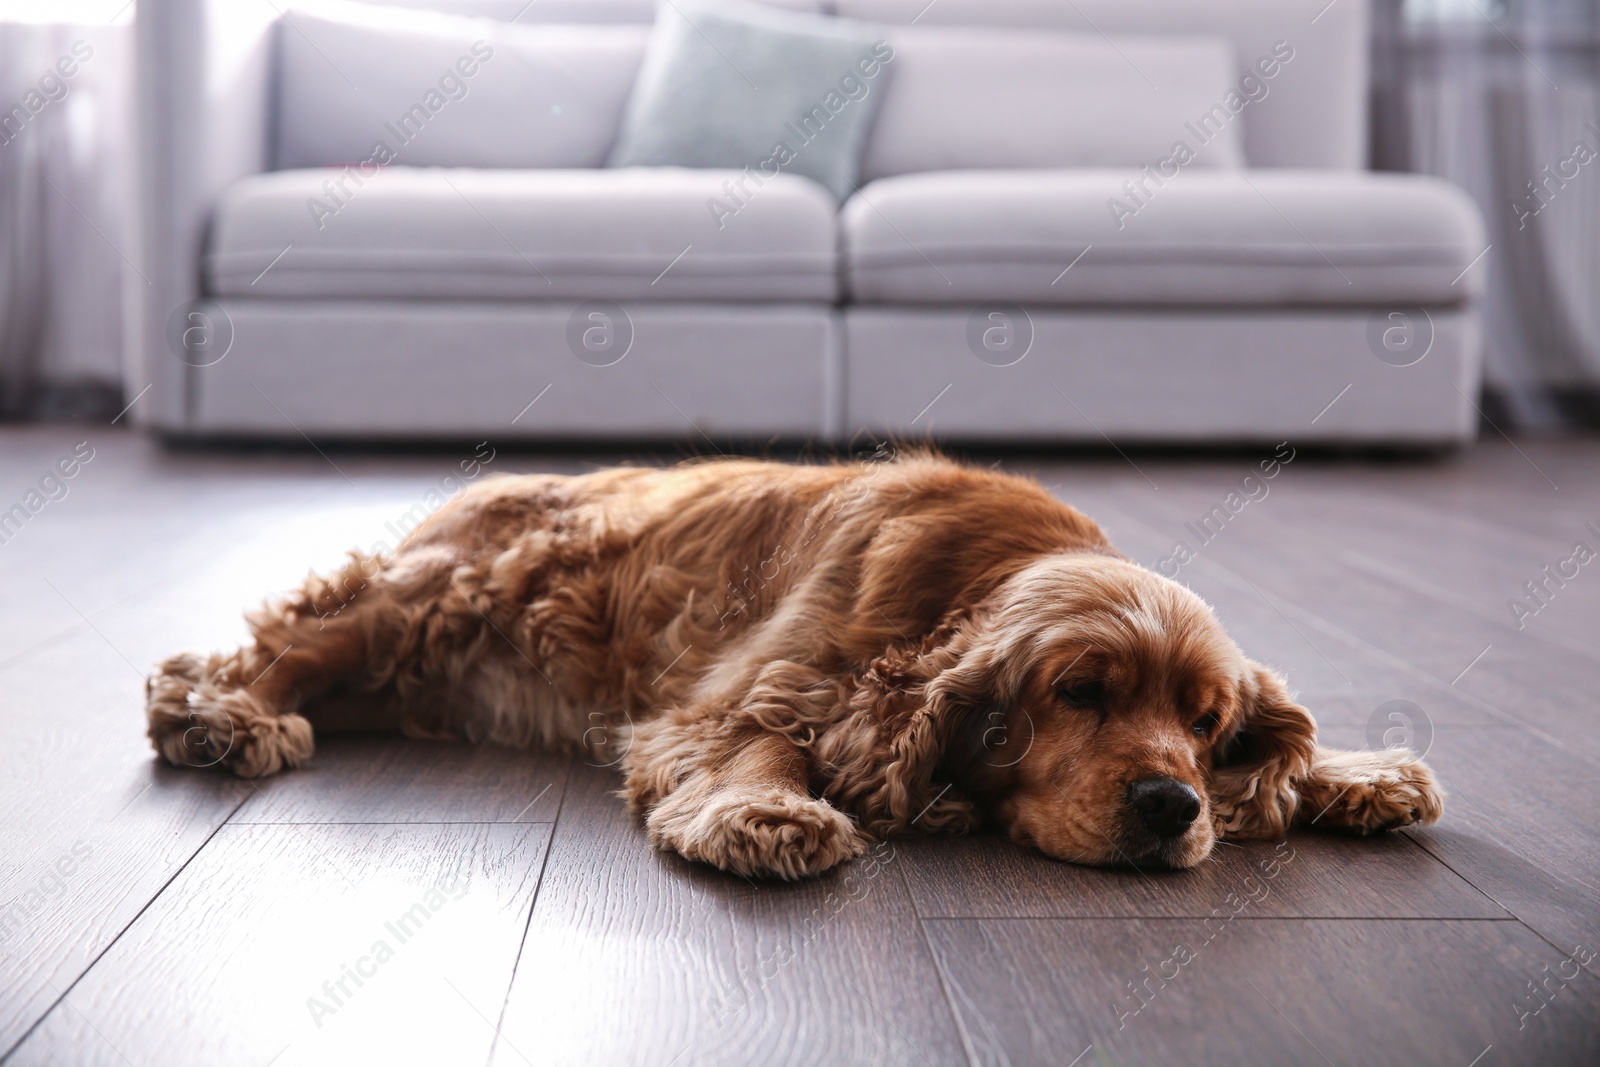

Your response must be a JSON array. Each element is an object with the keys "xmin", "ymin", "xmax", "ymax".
[{"xmin": 1128, "ymin": 777, "xmax": 1201, "ymax": 838}]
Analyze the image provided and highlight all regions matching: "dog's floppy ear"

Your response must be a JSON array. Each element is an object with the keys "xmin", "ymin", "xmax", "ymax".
[
  {"xmin": 845, "ymin": 609, "xmax": 1005, "ymax": 837},
  {"xmin": 1209, "ymin": 660, "xmax": 1317, "ymax": 839}
]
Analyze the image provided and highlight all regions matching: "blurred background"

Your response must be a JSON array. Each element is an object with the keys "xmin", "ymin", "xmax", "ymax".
[{"xmin": 0, "ymin": 0, "xmax": 1595, "ymax": 445}]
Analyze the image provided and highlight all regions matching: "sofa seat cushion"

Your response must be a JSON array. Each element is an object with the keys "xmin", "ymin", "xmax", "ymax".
[
  {"xmin": 842, "ymin": 170, "xmax": 1487, "ymax": 306},
  {"xmin": 207, "ymin": 167, "xmax": 839, "ymax": 301}
]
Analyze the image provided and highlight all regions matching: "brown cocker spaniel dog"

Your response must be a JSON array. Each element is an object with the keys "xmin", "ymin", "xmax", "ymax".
[{"xmin": 146, "ymin": 452, "xmax": 1442, "ymax": 879}]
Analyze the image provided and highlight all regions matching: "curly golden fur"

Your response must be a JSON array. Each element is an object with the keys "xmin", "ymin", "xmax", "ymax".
[{"xmin": 145, "ymin": 452, "xmax": 1442, "ymax": 879}]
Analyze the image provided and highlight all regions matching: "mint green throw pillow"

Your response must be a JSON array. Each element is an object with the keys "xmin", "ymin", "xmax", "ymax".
[{"xmin": 607, "ymin": 0, "xmax": 894, "ymax": 201}]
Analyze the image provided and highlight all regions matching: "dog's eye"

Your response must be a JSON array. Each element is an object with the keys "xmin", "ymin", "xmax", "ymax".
[
  {"xmin": 1057, "ymin": 680, "xmax": 1105, "ymax": 709},
  {"xmin": 1192, "ymin": 711, "xmax": 1221, "ymax": 738}
]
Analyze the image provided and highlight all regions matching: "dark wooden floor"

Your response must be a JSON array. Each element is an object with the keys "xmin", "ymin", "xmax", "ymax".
[{"xmin": 1, "ymin": 426, "xmax": 1597, "ymax": 1066}]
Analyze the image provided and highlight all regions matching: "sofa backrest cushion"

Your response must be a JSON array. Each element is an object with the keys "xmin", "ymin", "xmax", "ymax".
[
  {"xmin": 861, "ymin": 29, "xmax": 1243, "ymax": 181},
  {"xmin": 836, "ymin": 0, "xmax": 1369, "ymax": 169},
  {"xmin": 270, "ymin": 0, "xmax": 1362, "ymax": 175},
  {"xmin": 274, "ymin": 1, "xmax": 648, "ymax": 170}
]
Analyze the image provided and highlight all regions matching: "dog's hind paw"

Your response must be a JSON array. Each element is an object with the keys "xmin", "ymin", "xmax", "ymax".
[{"xmin": 146, "ymin": 656, "xmax": 313, "ymax": 778}]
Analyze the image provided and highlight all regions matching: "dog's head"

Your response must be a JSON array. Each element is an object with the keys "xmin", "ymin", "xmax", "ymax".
[{"xmin": 915, "ymin": 554, "xmax": 1315, "ymax": 868}]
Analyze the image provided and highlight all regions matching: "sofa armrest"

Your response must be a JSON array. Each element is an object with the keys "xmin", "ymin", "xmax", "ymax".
[{"xmin": 125, "ymin": 0, "xmax": 278, "ymax": 428}]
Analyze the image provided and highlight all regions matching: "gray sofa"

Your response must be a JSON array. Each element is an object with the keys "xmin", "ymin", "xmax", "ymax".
[{"xmin": 128, "ymin": 0, "xmax": 1487, "ymax": 444}]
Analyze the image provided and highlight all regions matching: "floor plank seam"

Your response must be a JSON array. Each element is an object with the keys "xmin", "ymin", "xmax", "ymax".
[
  {"xmin": 0, "ymin": 786, "xmax": 254, "ymax": 1065},
  {"xmin": 1397, "ymin": 830, "xmax": 1515, "ymax": 915},
  {"xmin": 482, "ymin": 763, "xmax": 576, "ymax": 1067},
  {"xmin": 1407, "ymin": 833, "xmax": 1600, "ymax": 955},
  {"xmin": 904, "ymin": 867, "xmax": 986, "ymax": 1067}
]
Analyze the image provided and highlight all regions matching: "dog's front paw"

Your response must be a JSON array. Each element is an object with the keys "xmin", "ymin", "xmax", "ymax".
[
  {"xmin": 1303, "ymin": 748, "xmax": 1444, "ymax": 834},
  {"xmin": 648, "ymin": 787, "xmax": 867, "ymax": 880}
]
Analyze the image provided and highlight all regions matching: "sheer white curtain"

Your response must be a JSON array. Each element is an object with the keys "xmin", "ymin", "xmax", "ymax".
[
  {"xmin": 1374, "ymin": 0, "xmax": 1600, "ymax": 428},
  {"xmin": 0, "ymin": 2, "xmax": 131, "ymax": 418}
]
